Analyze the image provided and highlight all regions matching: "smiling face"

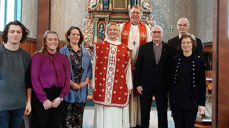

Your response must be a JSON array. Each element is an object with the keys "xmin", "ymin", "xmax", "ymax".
[
  {"xmin": 181, "ymin": 37, "xmax": 193, "ymax": 53},
  {"xmin": 107, "ymin": 24, "xmax": 119, "ymax": 41},
  {"xmin": 7, "ymin": 25, "xmax": 22, "ymax": 45},
  {"xmin": 68, "ymin": 28, "xmax": 80, "ymax": 46},
  {"xmin": 130, "ymin": 7, "xmax": 141, "ymax": 25},
  {"xmin": 45, "ymin": 33, "xmax": 59, "ymax": 53}
]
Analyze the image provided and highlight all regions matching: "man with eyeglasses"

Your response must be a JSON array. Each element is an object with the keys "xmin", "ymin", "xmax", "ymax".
[
  {"xmin": 120, "ymin": 5, "xmax": 152, "ymax": 128},
  {"xmin": 135, "ymin": 25, "xmax": 169, "ymax": 128},
  {"xmin": 168, "ymin": 18, "xmax": 203, "ymax": 58}
]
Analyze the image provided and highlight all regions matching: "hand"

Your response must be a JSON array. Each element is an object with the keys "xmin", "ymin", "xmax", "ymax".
[
  {"xmin": 137, "ymin": 86, "xmax": 143, "ymax": 95},
  {"xmin": 24, "ymin": 102, "xmax": 31, "ymax": 115},
  {"xmin": 79, "ymin": 82, "xmax": 87, "ymax": 89},
  {"xmin": 128, "ymin": 89, "xmax": 132, "ymax": 94},
  {"xmin": 43, "ymin": 99, "xmax": 52, "ymax": 110},
  {"xmin": 72, "ymin": 83, "xmax": 81, "ymax": 90},
  {"xmin": 52, "ymin": 97, "xmax": 62, "ymax": 108},
  {"xmin": 198, "ymin": 106, "xmax": 206, "ymax": 115}
]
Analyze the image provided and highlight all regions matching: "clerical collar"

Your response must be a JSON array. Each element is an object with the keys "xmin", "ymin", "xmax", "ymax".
[
  {"xmin": 153, "ymin": 42, "xmax": 161, "ymax": 46},
  {"xmin": 131, "ymin": 23, "xmax": 138, "ymax": 26}
]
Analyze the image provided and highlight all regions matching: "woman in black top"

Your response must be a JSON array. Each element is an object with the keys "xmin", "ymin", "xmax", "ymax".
[{"xmin": 169, "ymin": 34, "xmax": 206, "ymax": 128}]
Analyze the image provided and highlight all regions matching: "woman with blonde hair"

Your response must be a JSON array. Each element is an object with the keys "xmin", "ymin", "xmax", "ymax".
[
  {"xmin": 92, "ymin": 22, "xmax": 132, "ymax": 128},
  {"xmin": 31, "ymin": 30, "xmax": 70, "ymax": 128}
]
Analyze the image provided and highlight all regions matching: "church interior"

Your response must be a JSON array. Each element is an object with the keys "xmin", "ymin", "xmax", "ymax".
[{"xmin": 0, "ymin": 0, "xmax": 228, "ymax": 128}]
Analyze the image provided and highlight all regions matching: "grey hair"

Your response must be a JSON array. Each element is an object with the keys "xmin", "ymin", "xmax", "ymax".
[{"xmin": 151, "ymin": 25, "xmax": 163, "ymax": 33}]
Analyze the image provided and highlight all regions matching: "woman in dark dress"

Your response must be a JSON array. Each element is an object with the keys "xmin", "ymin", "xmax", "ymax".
[{"xmin": 169, "ymin": 34, "xmax": 206, "ymax": 128}]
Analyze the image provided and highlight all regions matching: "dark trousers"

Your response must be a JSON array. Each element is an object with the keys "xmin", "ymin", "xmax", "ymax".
[
  {"xmin": 31, "ymin": 86, "xmax": 63, "ymax": 128},
  {"xmin": 171, "ymin": 108, "xmax": 198, "ymax": 128},
  {"xmin": 140, "ymin": 90, "xmax": 168, "ymax": 128}
]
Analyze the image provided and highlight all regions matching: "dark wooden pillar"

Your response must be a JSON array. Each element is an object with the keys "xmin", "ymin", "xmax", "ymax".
[
  {"xmin": 37, "ymin": 0, "xmax": 51, "ymax": 50},
  {"xmin": 213, "ymin": 0, "xmax": 229, "ymax": 127}
]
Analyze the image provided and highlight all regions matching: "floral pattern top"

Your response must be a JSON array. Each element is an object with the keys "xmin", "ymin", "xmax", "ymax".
[{"xmin": 68, "ymin": 46, "xmax": 84, "ymax": 84}]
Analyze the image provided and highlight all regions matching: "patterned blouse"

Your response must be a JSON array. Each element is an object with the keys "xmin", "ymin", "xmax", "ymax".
[{"xmin": 68, "ymin": 46, "xmax": 84, "ymax": 84}]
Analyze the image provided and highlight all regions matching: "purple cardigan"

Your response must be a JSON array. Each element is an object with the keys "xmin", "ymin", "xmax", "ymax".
[{"xmin": 31, "ymin": 52, "xmax": 70, "ymax": 103}]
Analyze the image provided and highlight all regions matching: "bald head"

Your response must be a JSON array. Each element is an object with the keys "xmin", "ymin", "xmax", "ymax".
[{"xmin": 177, "ymin": 18, "xmax": 190, "ymax": 35}]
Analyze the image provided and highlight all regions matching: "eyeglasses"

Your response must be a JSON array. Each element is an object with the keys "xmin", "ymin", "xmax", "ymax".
[
  {"xmin": 178, "ymin": 24, "xmax": 188, "ymax": 27},
  {"xmin": 107, "ymin": 29, "xmax": 118, "ymax": 31},
  {"xmin": 131, "ymin": 12, "xmax": 140, "ymax": 15},
  {"xmin": 181, "ymin": 42, "xmax": 192, "ymax": 45},
  {"xmin": 152, "ymin": 31, "xmax": 162, "ymax": 34}
]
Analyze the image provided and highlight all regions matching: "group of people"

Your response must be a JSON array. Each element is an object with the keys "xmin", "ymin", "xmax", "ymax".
[{"xmin": 0, "ymin": 5, "xmax": 206, "ymax": 128}]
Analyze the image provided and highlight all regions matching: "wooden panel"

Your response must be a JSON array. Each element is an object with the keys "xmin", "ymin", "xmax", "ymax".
[
  {"xmin": 218, "ymin": 0, "xmax": 229, "ymax": 127},
  {"xmin": 37, "ymin": 0, "xmax": 51, "ymax": 50},
  {"xmin": 213, "ymin": 0, "xmax": 229, "ymax": 127},
  {"xmin": 20, "ymin": 39, "xmax": 37, "ymax": 56}
]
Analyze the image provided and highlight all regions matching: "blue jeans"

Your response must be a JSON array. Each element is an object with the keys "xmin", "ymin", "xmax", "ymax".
[{"xmin": 0, "ymin": 108, "xmax": 25, "ymax": 128}]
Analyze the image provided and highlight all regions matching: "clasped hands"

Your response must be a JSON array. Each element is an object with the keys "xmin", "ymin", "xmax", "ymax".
[
  {"xmin": 43, "ymin": 97, "xmax": 62, "ymax": 110},
  {"xmin": 72, "ymin": 82, "xmax": 87, "ymax": 90}
]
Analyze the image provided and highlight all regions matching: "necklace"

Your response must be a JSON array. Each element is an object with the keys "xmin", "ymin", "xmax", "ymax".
[{"xmin": 130, "ymin": 25, "xmax": 139, "ymax": 46}]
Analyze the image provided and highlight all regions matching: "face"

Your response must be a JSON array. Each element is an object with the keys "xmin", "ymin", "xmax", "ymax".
[
  {"xmin": 7, "ymin": 25, "xmax": 22, "ymax": 44},
  {"xmin": 181, "ymin": 37, "xmax": 193, "ymax": 53},
  {"xmin": 151, "ymin": 26, "xmax": 163, "ymax": 44},
  {"xmin": 130, "ymin": 8, "xmax": 141, "ymax": 25},
  {"xmin": 68, "ymin": 29, "xmax": 80, "ymax": 45},
  {"xmin": 177, "ymin": 18, "xmax": 189, "ymax": 35},
  {"xmin": 107, "ymin": 25, "xmax": 119, "ymax": 41},
  {"xmin": 45, "ymin": 33, "xmax": 59, "ymax": 53}
]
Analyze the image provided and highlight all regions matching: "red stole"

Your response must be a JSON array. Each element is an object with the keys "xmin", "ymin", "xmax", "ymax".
[
  {"xmin": 93, "ymin": 41, "xmax": 131, "ymax": 107},
  {"xmin": 121, "ymin": 20, "xmax": 147, "ymax": 46}
]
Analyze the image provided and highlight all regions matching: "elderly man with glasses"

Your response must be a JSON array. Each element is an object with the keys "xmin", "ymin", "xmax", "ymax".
[{"xmin": 134, "ymin": 25, "xmax": 169, "ymax": 128}]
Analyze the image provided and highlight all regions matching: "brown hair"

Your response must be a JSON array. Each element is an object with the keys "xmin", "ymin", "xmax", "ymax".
[
  {"xmin": 1, "ymin": 20, "xmax": 29, "ymax": 43},
  {"xmin": 179, "ymin": 34, "xmax": 197, "ymax": 49},
  {"xmin": 65, "ymin": 26, "xmax": 84, "ymax": 47}
]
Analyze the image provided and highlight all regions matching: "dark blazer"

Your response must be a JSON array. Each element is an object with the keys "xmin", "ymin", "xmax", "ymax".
[
  {"xmin": 168, "ymin": 35, "xmax": 203, "ymax": 58},
  {"xmin": 168, "ymin": 53, "xmax": 206, "ymax": 109},
  {"xmin": 134, "ymin": 41, "xmax": 169, "ymax": 92}
]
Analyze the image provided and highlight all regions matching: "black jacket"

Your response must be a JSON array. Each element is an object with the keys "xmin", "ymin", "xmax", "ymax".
[
  {"xmin": 168, "ymin": 52, "xmax": 206, "ymax": 109},
  {"xmin": 134, "ymin": 41, "xmax": 170, "ymax": 92}
]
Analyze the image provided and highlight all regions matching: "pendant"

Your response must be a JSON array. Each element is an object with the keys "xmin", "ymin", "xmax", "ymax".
[{"xmin": 133, "ymin": 41, "xmax": 136, "ymax": 46}]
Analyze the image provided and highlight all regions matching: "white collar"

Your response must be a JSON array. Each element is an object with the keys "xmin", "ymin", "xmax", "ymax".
[{"xmin": 105, "ymin": 39, "xmax": 121, "ymax": 45}]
